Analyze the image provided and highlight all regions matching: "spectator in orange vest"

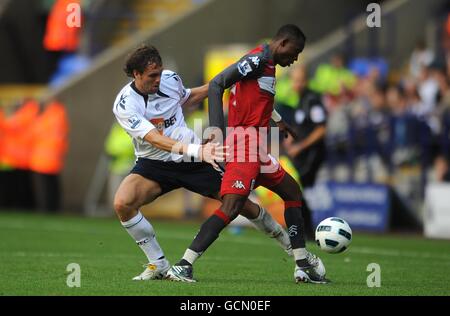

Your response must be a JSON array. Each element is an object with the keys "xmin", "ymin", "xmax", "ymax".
[
  {"xmin": 1, "ymin": 100, "xmax": 40, "ymax": 210},
  {"xmin": 0, "ymin": 108, "xmax": 10, "ymax": 208},
  {"xmin": 30, "ymin": 100, "xmax": 69, "ymax": 212},
  {"xmin": 0, "ymin": 108, "xmax": 5, "ymax": 165},
  {"xmin": 446, "ymin": 13, "xmax": 450, "ymax": 37},
  {"xmin": 1, "ymin": 100, "xmax": 39, "ymax": 170}
]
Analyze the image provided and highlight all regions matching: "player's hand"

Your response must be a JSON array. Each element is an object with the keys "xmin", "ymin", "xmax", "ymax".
[
  {"xmin": 277, "ymin": 120, "xmax": 299, "ymax": 140},
  {"xmin": 201, "ymin": 134, "xmax": 216, "ymax": 145},
  {"xmin": 287, "ymin": 143, "xmax": 303, "ymax": 159},
  {"xmin": 203, "ymin": 127, "xmax": 223, "ymax": 145},
  {"xmin": 200, "ymin": 142, "xmax": 228, "ymax": 169}
]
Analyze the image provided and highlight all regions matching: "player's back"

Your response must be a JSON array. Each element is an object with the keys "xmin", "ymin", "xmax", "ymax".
[{"xmin": 228, "ymin": 44, "xmax": 276, "ymax": 129}]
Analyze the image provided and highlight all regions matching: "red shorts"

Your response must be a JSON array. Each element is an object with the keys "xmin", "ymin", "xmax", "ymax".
[{"xmin": 220, "ymin": 154, "xmax": 286, "ymax": 197}]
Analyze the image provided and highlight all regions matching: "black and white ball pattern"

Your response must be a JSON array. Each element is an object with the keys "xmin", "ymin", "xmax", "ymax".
[{"xmin": 315, "ymin": 217, "xmax": 352, "ymax": 254}]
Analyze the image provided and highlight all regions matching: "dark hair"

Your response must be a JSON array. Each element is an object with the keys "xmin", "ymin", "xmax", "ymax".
[
  {"xmin": 274, "ymin": 24, "xmax": 306, "ymax": 44},
  {"xmin": 124, "ymin": 45, "xmax": 162, "ymax": 78}
]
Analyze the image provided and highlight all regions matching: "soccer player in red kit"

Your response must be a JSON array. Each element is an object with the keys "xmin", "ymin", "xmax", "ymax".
[{"xmin": 167, "ymin": 24, "xmax": 329, "ymax": 284}]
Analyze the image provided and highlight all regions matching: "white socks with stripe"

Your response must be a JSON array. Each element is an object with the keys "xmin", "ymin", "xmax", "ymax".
[
  {"xmin": 249, "ymin": 206, "xmax": 291, "ymax": 252},
  {"xmin": 293, "ymin": 248, "xmax": 308, "ymax": 261},
  {"xmin": 121, "ymin": 212, "xmax": 165, "ymax": 263}
]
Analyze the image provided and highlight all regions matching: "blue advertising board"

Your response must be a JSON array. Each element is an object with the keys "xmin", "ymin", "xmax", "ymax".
[{"xmin": 304, "ymin": 181, "xmax": 390, "ymax": 232}]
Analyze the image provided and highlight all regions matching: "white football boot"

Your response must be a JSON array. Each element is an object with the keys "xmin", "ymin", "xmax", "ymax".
[
  {"xmin": 132, "ymin": 258, "xmax": 170, "ymax": 281},
  {"xmin": 294, "ymin": 252, "xmax": 330, "ymax": 284}
]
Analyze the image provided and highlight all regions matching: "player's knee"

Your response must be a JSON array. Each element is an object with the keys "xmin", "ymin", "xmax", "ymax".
[
  {"xmin": 220, "ymin": 194, "xmax": 247, "ymax": 221},
  {"xmin": 221, "ymin": 203, "xmax": 243, "ymax": 220},
  {"xmin": 229, "ymin": 208, "xmax": 241, "ymax": 220},
  {"xmin": 113, "ymin": 196, "xmax": 134, "ymax": 219}
]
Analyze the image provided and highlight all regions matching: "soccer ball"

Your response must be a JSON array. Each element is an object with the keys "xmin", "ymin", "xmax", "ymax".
[{"xmin": 315, "ymin": 217, "xmax": 352, "ymax": 254}]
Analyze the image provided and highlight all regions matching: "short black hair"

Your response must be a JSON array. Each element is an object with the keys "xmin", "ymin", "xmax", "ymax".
[
  {"xmin": 274, "ymin": 24, "xmax": 306, "ymax": 45},
  {"xmin": 124, "ymin": 45, "xmax": 162, "ymax": 78}
]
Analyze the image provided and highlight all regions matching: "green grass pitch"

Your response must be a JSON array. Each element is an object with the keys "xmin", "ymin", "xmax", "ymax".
[{"xmin": 0, "ymin": 211, "xmax": 449, "ymax": 296}]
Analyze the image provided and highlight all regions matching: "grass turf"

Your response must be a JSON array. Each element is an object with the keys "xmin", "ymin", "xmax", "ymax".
[{"xmin": 0, "ymin": 211, "xmax": 449, "ymax": 296}]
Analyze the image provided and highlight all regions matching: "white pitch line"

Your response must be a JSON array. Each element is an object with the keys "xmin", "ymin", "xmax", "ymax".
[{"xmin": 349, "ymin": 246, "xmax": 450, "ymax": 261}]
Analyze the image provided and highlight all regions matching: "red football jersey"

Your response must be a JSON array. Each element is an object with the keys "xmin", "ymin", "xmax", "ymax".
[{"xmin": 227, "ymin": 44, "xmax": 276, "ymax": 128}]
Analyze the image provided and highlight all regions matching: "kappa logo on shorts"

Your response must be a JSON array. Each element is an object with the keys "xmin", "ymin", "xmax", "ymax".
[{"xmin": 232, "ymin": 180, "xmax": 246, "ymax": 190}]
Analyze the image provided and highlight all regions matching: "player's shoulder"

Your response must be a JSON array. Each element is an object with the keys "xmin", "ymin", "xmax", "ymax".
[
  {"xmin": 113, "ymin": 82, "xmax": 139, "ymax": 112},
  {"xmin": 237, "ymin": 44, "xmax": 271, "ymax": 76},
  {"xmin": 161, "ymin": 69, "xmax": 182, "ymax": 84},
  {"xmin": 159, "ymin": 69, "xmax": 187, "ymax": 98},
  {"xmin": 246, "ymin": 44, "xmax": 271, "ymax": 63},
  {"xmin": 160, "ymin": 70, "xmax": 183, "ymax": 90}
]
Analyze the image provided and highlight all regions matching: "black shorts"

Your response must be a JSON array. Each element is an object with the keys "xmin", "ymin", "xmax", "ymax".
[{"xmin": 130, "ymin": 158, "xmax": 222, "ymax": 198}]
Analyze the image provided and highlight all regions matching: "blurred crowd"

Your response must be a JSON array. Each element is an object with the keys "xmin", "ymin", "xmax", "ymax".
[{"xmin": 0, "ymin": 99, "xmax": 69, "ymax": 211}]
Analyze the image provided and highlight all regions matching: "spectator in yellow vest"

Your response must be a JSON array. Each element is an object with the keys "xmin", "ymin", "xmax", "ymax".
[{"xmin": 104, "ymin": 122, "xmax": 135, "ymax": 209}]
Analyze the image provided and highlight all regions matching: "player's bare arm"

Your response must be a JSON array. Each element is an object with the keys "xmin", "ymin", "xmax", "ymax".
[
  {"xmin": 182, "ymin": 83, "xmax": 209, "ymax": 108},
  {"xmin": 143, "ymin": 129, "xmax": 227, "ymax": 168},
  {"xmin": 284, "ymin": 124, "xmax": 326, "ymax": 158}
]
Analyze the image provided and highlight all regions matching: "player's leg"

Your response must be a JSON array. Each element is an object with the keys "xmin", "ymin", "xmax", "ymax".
[
  {"xmin": 221, "ymin": 193, "xmax": 292, "ymax": 256},
  {"xmin": 182, "ymin": 193, "xmax": 246, "ymax": 263},
  {"xmin": 113, "ymin": 173, "xmax": 161, "ymax": 221},
  {"xmin": 297, "ymin": 161, "xmax": 322, "ymax": 240},
  {"xmin": 113, "ymin": 173, "xmax": 169, "ymax": 280},
  {"xmin": 167, "ymin": 162, "xmax": 259, "ymax": 282},
  {"xmin": 267, "ymin": 172, "xmax": 306, "ymax": 259},
  {"xmin": 166, "ymin": 193, "xmax": 246, "ymax": 282},
  {"xmin": 268, "ymin": 173, "xmax": 328, "ymax": 284},
  {"xmin": 178, "ymin": 162, "xmax": 291, "ymax": 255}
]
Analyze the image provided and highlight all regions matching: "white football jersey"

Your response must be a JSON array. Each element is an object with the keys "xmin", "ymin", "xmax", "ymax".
[{"xmin": 113, "ymin": 70, "xmax": 200, "ymax": 161}]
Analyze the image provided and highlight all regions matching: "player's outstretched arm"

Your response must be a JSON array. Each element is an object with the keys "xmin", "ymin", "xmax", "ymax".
[
  {"xmin": 182, "ymin": 83, "xmax": 209, "ymax": 108},
  {"xmin": 144, "ymin": 129, "xmax": 227, "ymax": 168},
  {"xmin": 285, "ymin": 125, "xmax": 326, "ymax": 159}
]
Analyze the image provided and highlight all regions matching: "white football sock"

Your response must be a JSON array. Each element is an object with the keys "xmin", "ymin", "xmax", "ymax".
[
  {"xmin": 293, "ymin": 248, "xmax": 308, "ymax": 261},
  {"xmin": 182, "ymin": 248, "xmax": 201, "ymax": 265},
  {"xmin": 121, "ymin": 212, "xmax": 165, "ymax": 263},
  {"xmin": 250, "ymin": 206, "xmax": 291, "ymax": 251}
]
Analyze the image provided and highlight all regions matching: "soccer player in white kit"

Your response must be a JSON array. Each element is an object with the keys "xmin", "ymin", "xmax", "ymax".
[{"xmin": 112, "ymin": 45, "xmax": 292, "ymax": 281}]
